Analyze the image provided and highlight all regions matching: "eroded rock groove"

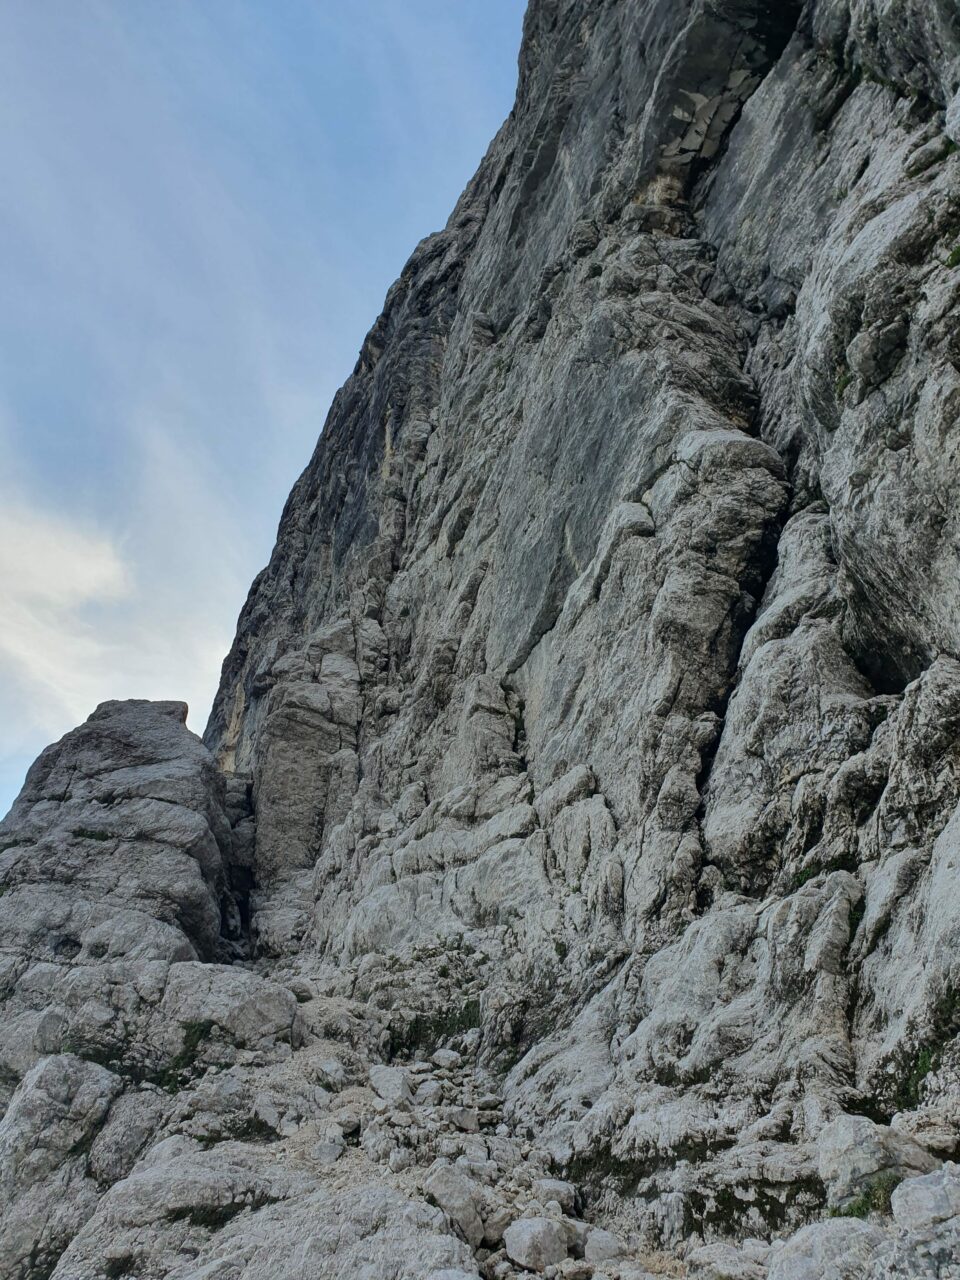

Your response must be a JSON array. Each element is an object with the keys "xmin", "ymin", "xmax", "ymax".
[{"xmin": 2, "ymin": 2, "xmax": 960, "ymax": 1277}]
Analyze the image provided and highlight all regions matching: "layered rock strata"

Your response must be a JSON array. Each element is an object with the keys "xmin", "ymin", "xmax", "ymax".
[{"xmin": 3, "ymin": 1, "xmax": 960, "ymax": 1277}]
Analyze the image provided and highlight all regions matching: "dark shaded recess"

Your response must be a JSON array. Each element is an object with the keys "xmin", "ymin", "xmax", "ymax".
[
  {"xmin": 165, "ymin": 1196, "xmax": 279, "ymax": 1229},
  {"xmin": 235, "ymin": 875, "xmax": 253, "ymax": 935},
  {"xmin": 845, "ymin": 640, "xmax": 922, "ymax": 698},
  {"xmin": 841, "ymin": 575, "xmax": 929, "ymax": 696},
  {"xmin": 387, "ymin": 998, "xmax": 482, "ymax": 1060},
  {"xmin": 220, "ymin": 865, "xmax": 254, "ymax": 942},
  {"xmin": 844, "ymin": 1092, "xmax": 895, "ymax": 1126},
  {"xmin": 684, "ymin": 0, "xmax": 806, "ymax": 188},
  {"xmin": 685, "ymin": 1175, "xmax": 826, "ymax": 1238},
  {"xmin": 750, "ymin": 0, "xmax": 805, "ymax": 60},
  {"xmin": 695, "ymin": 510, "xmax": 785, "ymax": 805},
  {"xmin": 103, "ymin": 1259, "xmax": 139, "ymax": 1280}
]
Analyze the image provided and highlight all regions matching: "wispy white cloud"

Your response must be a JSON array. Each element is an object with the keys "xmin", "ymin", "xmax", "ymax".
[
  {"xmin": 0, "ymin": 417, "xmax": 246, "ymax": 750},
  {"xmin": 0, "ymin": 386, "xmax": 255, "ymax": 801},
  {"xmin": 0, "ymin": 0, "xmax": 524, "ymax": 816},
  {"xmin": 0, "ymin": 497, "xmax": 130, "ymax": 729}
]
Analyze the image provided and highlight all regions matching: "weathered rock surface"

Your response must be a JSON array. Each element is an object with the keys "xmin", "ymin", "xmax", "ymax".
[
  {"xmin": 818, "ymin": 1114, "xmax": 939, "ymax": 1209},
  {"xmin": 3, "ymin": 1, "xmax": 960, "ymax": 1277},
  {"xmin": 504, "ymin": 1216, "xmax": 569, "ymax": 1271}
]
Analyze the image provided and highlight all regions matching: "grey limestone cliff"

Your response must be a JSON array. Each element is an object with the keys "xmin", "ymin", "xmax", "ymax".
[{"xmin": 3, "ymin": 2, "xmax": 960, "ymax": 1277}]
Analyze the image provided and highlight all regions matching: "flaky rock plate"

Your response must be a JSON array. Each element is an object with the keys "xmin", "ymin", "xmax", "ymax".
[{"xmin": 2, "ymin": 2, "xmax": 960, "ymax": 1277}]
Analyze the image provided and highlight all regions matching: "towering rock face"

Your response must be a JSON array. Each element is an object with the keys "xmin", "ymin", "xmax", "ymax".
[{"xmin": 3, "ymin": 2, "xmax": 960, "ymax": 1277}]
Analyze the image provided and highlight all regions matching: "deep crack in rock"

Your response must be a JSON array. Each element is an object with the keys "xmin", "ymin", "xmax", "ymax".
[{"xmin": 3, "ymin": 1, "xmax": 960, "ymax": 1277}]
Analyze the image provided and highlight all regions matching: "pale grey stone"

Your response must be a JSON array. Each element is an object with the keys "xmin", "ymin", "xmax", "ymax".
[
  {"xmin": 533, "ymin": 1179, "xmax": 576, "ymax": 1213},
  {"xmin": 584, "ymin": 1228, "xmax": 624, "ymax": 1263},
  {"xmin": 424, "ymin": 1160, "xmax": 485, "ymax": 1249},
  {"xmin": 433, "ymin": 1050, "xmax": 463, "ymax": 1070},
  {"xmin": 503, "ymin": 1217, "xmax": 569, "ymax": 1272},
  {"xmin": 767, "ymin": 1219, "xmax": 886, "ymax": 1280},
  {"xmin": 312, "ymin": 1140, "xmax": 344, "ymax": 1166},
  {"xmin": 64, "ymin": 1170, "xmax": 481, "ymax": 1280},
  {"xmin": 891, "ymin": 1162, "xmax": 960, "ymax": 1231},
  {"xmin": 818, "ymin": 1114, "xmax": 940, "ymax": 1208},
  {"xmin": 4, "ymin": 2, "xmax": 960, "ymax": 1277},
  {"xmin": 483, "ymin": 1203, "xmax": 515, "ymax": 1246},
  {"xmin": 447, "ymin": 1106, "xmax": 480, "ymax": 1134},
  {"xmin": 369, "ymin": 1064, "xmax": 412, "ymax": 1105},
  {"xmin": 316, "ymin": 1057, "xmax": 346, "ymax": 1090},
  {"xmin": 0, "ymin": 1055, "xmax": 122, "ymax": 1280},
  {"xmin": 417, "ymin": 1078, "xmax": 445, "ymax": 1106},
  {"xmin": 947, "ymin": 89, "xmax": 960, "ymax": 144},
  {"xmin": 688, "ymin": 1241, "xmax": 768, "ymax": 1279}
]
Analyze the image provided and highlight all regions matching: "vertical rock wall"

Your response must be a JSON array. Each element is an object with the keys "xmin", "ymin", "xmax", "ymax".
[{"xmin": 2, "ymin": 2, "xmax": 960, "ymax": 1277}]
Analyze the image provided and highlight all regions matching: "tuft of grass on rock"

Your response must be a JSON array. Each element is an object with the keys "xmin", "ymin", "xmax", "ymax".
[
  {"xmin": 896, "ymin": 1045, "xmax": 940, "ymax": 1110},
  {"xmin": 829, "ymin": 1171, "xmax": 902, "ymax": 1219}
]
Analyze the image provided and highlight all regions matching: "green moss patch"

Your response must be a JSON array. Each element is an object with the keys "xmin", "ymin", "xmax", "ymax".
[
  {"xmin": 829, "ymin": 1171, "xmax": 901, "ymax": 1218},
  {"xmin": 388, "ymin": 997, "xmax": 481, "ymax": 1058}
]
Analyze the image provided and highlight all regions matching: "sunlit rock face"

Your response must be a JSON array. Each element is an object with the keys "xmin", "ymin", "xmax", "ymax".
[{"xmin": 3, "ymin": 2, "xmax": 960, "ymax": 1277}]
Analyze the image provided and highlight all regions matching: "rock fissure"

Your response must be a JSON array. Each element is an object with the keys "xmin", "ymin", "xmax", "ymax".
[{"xmin": 4, "ymin": 1, "xmax": 960, "ymax": 1277}]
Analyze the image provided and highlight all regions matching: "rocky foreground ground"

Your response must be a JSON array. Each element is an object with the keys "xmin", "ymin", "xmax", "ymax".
[{"xmin": 3, "ymin": 1, "xmax": 960, "ymax": 1277}]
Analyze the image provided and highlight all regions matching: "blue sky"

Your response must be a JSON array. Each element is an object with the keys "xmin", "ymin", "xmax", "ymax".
[{"xmin": 0, "ymin": 0, "xmax": 525, "ymax": 816}]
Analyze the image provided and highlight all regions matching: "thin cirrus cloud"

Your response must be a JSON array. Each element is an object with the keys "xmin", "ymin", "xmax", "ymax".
[
  {"xmin": 0, "ymin": 497, "xmax": 130, "ymax": 723},
  {"xmin": 0, "ymin": 0, "xmax": 525, "ymax": 816},
  {"xmin": 0, "ymin": 420, "xmax": 246, "ymax": 790}
]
